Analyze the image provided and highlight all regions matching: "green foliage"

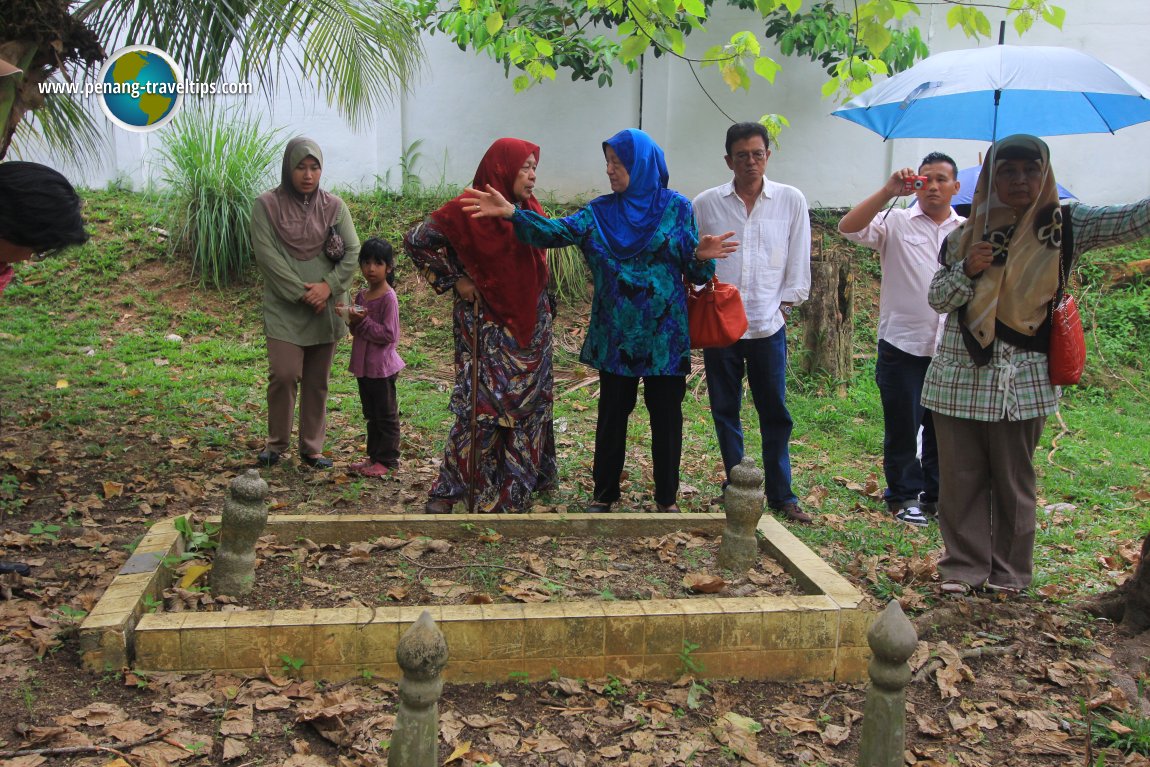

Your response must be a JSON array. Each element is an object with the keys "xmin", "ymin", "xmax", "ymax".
[
  {"xmin": 279, "ymin": 653, "xmax": 306, "ymax": 675},
  {"xmin": 29, "ymin": 520, "xmax": 62, "ymax": 542},
  {"xmin": 174, "ymin": 516, "xmax": 220, "ymax": 554},
  {"xmin": 406, "ymin": 0, "xmax": 1066, "ymax": 107},
  {"xmin": 1088, "ymin": 707, "xmax": 1150, "ymax": 756},
  {"xmin": 158, "ymin": 107, "xmax": 283, "ymax": 288},
  {"xmin": 548, "ymin": 245, "xmax": 591, "ymax": 306}
]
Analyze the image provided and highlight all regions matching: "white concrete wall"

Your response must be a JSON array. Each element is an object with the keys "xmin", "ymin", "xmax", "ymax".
[{"xmin": 18, "ymin": 0, "xmax": 1150, "ymax": 207}]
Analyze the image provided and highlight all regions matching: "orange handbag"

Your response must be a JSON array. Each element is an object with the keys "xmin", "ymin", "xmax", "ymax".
[{"xmin": 686, "ymin": 276, "xmax": 748, "ymax": 349}]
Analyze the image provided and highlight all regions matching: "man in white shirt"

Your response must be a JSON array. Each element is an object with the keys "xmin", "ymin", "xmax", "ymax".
[
  {"xmin": 693, "ymin": 122, "xmax": 812, "ymax": 524},
  {"xmin": 838, "ymin": 153, "xmax": 963, "ymax": 527}
]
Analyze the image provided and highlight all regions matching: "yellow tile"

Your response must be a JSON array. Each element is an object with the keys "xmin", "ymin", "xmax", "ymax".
[
  {"xmin": 356, "ymin": 620, "xmax": 401, "ymax": 664},
  {"xmin": 135, "ymin": 627, "xmax": 182, "ymax": 670},
  {"xmin": 443, "ymin": 660, "xmax": 484, "ymax": 683},
  {"xmin": 757, "ymin": 648, "xmax": 836, "ymax": 681},
  {"xmin": 604, "ymin": 616, "xmax": 644, "ymax": 656},
  {"xmin": 87, "ymin": 594, "xmax": 140, "ymax": 617},
  {"xmin": 605, "ymin": 655, "xmax": 656, "ymax": 679},
  {"xmin": 720, "ymin": 609, "xmax": 763, "ymax": 651},
  {"xmin": 438, "ymin": 619, "xmax": 484, "ymax": 662},
  {"xmin": 181, "ymin": 625, "xmax": 227, "ymax": 670},
  {"xmin": 833, "ymin": 646, "xmax": 871, "ymax": 683},
  {"xmin": 475, "ymin": 659, "xmax": 528, "ymax": 682},
  {"xmin": 563, "ymin": 613, "xmax": 605, "ymax": 659},
  {"xmin": 480, "ymin": 613, "xmax": 525, "ymax": 660},
  {"xmin": 559, "ymin": 655, "xmax": 606, "ymax": 681},
  {"xmin": 642, "ymin": 613, "xmax": 685, "ymax": 657},
  {"xmin": 799, "ymin": 608, "xmax": 838, "ymax": 648},
  {"xmin": 268, "ymin": 624, "xmax": 315, "ymax": 663},
  {"xmin": 313, "ymin": 622, "xmax": 359, "ymax": 666},
  {"xmin": 517, "ymin": 657, "xmax": 563, "ymax": 682},
  {"xmin": 360, "ymin": 662, "xmax": 401, "ymax": 683},
  {"xmin": 225, "ymin": 611, "xmax": 275, "ymax": 628},
  {"xmin": 271, "ymin": 609, "xmax": 318, "ymax": 627},
  {"xmin": 523, "ymin": 614, "xmax": 566, "ymax": 659},
  {"xmin": 681, "ymin": 607, "xmax": 725, "ymax": 654},
  {"xmin": 762, "ymin": 606, "xmax": 805, "ymax": 650},
  {"xmin": 223, "ymin": 626, "xmax": 272, "ymax": 668},
  {"xmin": 836, "ymin": 608, "xmax": 876, "ymax": 647}
]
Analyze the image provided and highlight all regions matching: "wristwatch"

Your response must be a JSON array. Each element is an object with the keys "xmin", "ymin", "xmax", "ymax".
[{"xmin": 781, "ymin": 305, "xmax": 793, "ymax": 316}]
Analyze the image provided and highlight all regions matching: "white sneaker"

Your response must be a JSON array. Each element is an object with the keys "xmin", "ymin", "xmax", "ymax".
[{"xmin": 893, "ymin": 503, "xmax": 930, "ymax": 527}]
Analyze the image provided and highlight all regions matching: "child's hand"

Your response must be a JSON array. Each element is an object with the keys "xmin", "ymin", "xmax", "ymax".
[{"xmin": 347, "ymin": 305, "xmax": 367, "ymax": 325}]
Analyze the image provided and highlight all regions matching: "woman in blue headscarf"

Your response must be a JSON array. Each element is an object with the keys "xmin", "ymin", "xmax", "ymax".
[{"xmin": 464, "ymin": 129, "xmax": 737, "ymax": 513}]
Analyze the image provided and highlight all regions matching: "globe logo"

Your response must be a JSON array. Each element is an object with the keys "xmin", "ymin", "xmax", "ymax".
[{"xmin": 97, "ymin": 45, "xmax": 183, "ymax": 132}]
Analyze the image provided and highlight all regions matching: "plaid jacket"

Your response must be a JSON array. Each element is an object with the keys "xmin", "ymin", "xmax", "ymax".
[{"xmin": 922, "ymin": 199, "xmax": 1150, "ymax": 422}]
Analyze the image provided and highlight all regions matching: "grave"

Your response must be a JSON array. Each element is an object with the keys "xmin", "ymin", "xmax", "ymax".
[{"xmin": 80, "ymin": 509, "xmax": 872, "ymax": 684}]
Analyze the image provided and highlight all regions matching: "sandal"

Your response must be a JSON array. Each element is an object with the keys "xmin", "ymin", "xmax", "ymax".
[
  {"xmin": 425, "ymin": 498, "xmax": 455, "ymax": 515},
  {"xmin": 656, "ymin": 503, "xmax": 681, "ymax": 513},
  {"xmin": 983, "ymin": 583, "xmax": 1023, "ymax": 598},
  {"xmin": 585, "ymin": 502, "xmax": 612, "ymax": 514},
  {"xmin": 356, "ymin": 462, "xmax": 391, "ymax": 478},
  {"xmin": 940, "ymin": 580, "xmax": 973, "ymax": 596}
]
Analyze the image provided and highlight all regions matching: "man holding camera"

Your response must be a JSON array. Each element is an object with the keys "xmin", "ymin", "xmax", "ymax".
[
  {"xmin": 838, "ymin": 153, "xmax": 962, "ymax": 527},
  {"xmin": 693, "ymin": 122, "xmax": 812, "ymax": 524}
]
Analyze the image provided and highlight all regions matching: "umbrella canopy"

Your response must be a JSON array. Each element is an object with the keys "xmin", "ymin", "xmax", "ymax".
[
  {"xmin": 832, "ymin": 44, "xmax": 1150, "ymax": 140},
  {"xmin": 951, "ymin": 164, "xmax": 1075, "ymax": 208}
]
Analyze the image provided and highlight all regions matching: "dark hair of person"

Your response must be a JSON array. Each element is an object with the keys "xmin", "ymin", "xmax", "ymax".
[
  {"xmin": 919, "ymin": 152, "xmax": 959, "ymax": 179},
  {"xmin": 0, "ymin": 162, "xmax": 89, "ymax": 250},
  {"xmin": 359, "ymin": 237, "xmax": 396, "ymax": 287},
  {"xmin": 725, "ymin": 122, "xmax": 771, "ymax": 157}
]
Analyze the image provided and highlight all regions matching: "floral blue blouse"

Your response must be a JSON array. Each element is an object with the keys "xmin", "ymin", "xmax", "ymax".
[{"xmin": 511, "ymin": 194, "xmax": 714, "ymax": 377}]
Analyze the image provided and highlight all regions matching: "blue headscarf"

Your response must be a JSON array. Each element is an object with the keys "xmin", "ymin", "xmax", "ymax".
[{"xmin": 588, "ymin": 129, "xmax": 676, "ymax": 260}]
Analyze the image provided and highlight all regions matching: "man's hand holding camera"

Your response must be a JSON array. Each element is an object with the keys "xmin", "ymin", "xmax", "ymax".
[{"xmin": 884, "ymin": 168, "xmax": 928, "ymax": 198}]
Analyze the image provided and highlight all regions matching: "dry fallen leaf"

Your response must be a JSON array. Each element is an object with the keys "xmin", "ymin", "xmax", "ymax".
[
  {"xmin": 683, "ymin": 572, "xmax": 726, "ymax": 594},
  {"xmin": 102, "ymin": 480, "xmax": 125, "ymax": 499}
]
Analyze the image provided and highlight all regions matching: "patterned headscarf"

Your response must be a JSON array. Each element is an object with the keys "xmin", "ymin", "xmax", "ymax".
[
  {"xmin": 589, "ymin": 129, "xmax": 675, "ymax": 260},
  {"xmin": 943, "ymin": 134, "xmax": 1062, "ymax": 362},
  {"xmin": 257, "ymin": 137, "xmax": 341, "ymax": 261},
  {"xmin": 431, "ymin": 138, "xmax": 548, "ymax": 348}
]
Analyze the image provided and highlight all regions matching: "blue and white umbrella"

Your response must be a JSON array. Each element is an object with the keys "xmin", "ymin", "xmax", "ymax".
[{"xmin": 832, "ymin": 44, "xmax": 1150, "ymax": 141}]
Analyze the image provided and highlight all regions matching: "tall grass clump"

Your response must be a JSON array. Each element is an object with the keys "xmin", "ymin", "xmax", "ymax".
[{"xmin": 159, "ymin": 107, "xmax": 282, "ymax": 288}]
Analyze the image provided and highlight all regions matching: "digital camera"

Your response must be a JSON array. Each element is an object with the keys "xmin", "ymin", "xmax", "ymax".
[{"xmin": 901, "ymin": 175, "xmax": 928, "ymax": 194}]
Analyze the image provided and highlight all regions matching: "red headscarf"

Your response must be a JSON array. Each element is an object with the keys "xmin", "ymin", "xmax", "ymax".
[{"xmin": 431, "ymin": 138, "xmax": 548, "ymax": 348}]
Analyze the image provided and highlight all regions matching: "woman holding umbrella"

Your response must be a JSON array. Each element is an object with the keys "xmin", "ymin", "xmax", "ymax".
[
  {"xmin": 404, "ymin": 138, "xmax": 557, "ymax": 514},
  {"xmin": 924, "ymin": 134, "xmax": 1150, "ymax": 597}
]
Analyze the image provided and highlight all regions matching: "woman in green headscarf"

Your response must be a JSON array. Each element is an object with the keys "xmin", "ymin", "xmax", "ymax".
[{"xmin": 251, "ymin": 137, "xmax": 360, "ymax": 469}]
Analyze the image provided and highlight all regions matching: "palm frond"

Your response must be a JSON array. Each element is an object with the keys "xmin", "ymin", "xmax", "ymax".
[
  {"xmin": 10, "ymin": 91, "xmax": 108, "ymax": 169},
  {"xmin": 80, "ymin": 0, "xmax": 422, "ymax": 126}
]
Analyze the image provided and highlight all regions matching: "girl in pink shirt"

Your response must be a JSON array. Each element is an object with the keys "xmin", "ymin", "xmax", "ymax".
[{"xmin": 345, "ymin": 238, "xmax": 405, "ymax": 477}]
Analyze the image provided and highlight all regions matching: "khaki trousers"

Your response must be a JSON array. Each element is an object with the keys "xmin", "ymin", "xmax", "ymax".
[
  {"xmin": 265, "ymin": 338, "xmax": 337, "ymax": 457},
  {"xmin": 933, "ymin": 412, "xmax": 1045, "ymax": 590}
]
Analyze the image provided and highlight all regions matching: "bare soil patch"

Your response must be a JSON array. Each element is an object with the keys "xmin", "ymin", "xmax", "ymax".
[{"xmin": 169, "ymin": 529, "xmax": 801, "ymax": 612}]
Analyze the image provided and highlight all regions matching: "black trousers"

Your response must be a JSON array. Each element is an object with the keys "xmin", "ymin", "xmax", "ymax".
[
  {"xmin": 592, "ymin": 371, "xmax": 686, "ymax": 507},
  {"xmin": 357, "ymin": 375, "xmax": 400, "ymax": 467}
]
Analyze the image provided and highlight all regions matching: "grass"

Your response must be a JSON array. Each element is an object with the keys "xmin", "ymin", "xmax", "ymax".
[{"xmin": 1, "ymin": 188, "xmax": 1149, "ymax": 608}]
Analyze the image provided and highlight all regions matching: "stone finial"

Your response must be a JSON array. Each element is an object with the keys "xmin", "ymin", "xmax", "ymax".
[
  {"xmin": 389, "ymin": 611, "xmax": 450, "ymax": 767},
  {"xmin": 210, "ymin": 469, "xmax": 269, "ymax": 597},
  {"xmin": 717, "ymin": 457, "xmax": 765, "ymax": 573},
  {"xmin": 857, "ymin": 600, "xmax": 918, "ymax": 767}
]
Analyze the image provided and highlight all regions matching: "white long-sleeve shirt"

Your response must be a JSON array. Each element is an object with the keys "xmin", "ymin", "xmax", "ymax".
[{"xmin": 693, "ymin": 177, "xmax": 811, "ymax": 339}]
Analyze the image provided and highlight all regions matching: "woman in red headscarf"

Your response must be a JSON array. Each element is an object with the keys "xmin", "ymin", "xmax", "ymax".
[{"xmin": 404, "ymin": 138, "xmax": 557, "ymax": 514}]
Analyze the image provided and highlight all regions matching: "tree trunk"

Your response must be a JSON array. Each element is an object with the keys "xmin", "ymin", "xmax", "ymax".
[
  {"xmin": 1084, "ymin": 532, "xmax": 1150, "ymax": 634},
  {"xmin": 799, "ymin": 235, "xmax": 853, "ymax": 395}
]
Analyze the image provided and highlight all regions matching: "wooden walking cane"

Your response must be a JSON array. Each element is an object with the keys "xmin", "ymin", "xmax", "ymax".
[{"xmin": 466, "ymin": 297, "xmax": 481, "ymax": 514}]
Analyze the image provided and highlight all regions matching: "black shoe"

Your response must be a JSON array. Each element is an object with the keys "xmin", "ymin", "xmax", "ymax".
[
  {"xmin": 257, "ymin": 450, "xmax": 281, "ymax": 467},
  {"xmin": 300, "ymin": 453, "xmax": 333, "ymax": 469}
]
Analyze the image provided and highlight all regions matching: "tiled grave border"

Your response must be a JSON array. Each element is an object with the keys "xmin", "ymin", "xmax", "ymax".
[{"xmin": 80, "ymin": 513, "xmax": 872, "ymax": 683}]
